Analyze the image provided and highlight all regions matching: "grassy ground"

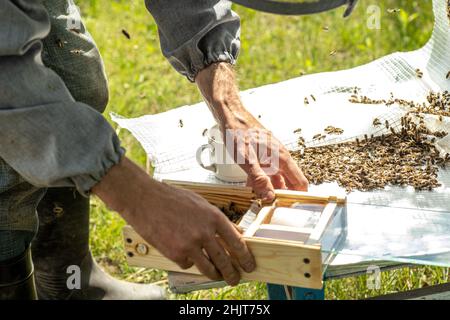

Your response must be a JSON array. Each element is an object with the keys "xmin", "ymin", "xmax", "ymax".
[{"xmin": 80, "ymin": 0, "xmax": 449, "ymax": 299}]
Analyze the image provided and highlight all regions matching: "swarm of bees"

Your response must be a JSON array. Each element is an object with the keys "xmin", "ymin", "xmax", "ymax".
[
  {"xmin": 218, "ymin": 202, "xmax": 245, "ymax": 223},
  {"xmin": 350, "ymin": 91, "xmax": 450, "ymax": 118},
  {"xmin": 291, "ymin": 113, "xmax": 449, "ymax": 192},
  {"xmin": 349, "ymin": 94, "xmax": 386, "ymax": 105}
]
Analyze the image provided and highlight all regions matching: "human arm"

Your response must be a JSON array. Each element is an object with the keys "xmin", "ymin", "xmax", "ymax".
[{"xmin": 144, "ymin": 0, "xmax": 308, "ymax": 199}]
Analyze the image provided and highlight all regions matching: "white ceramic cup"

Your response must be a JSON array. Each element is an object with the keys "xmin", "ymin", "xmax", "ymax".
[{"xmin": 196, "ymin": 125, "xmax": 248, "ymax": 183}]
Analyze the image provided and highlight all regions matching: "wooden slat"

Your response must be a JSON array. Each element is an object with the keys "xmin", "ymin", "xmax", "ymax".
[
  {"xmin": 243, "ymin": 205, "xmax": 275, "ymax": 237},
  {"xmin": 306, "ymin": 202, "xmax": 338, "ymax": 245},
  {"xmin": 163, "ymin": 180, "xmax": 254, "ymax": 195},
  {"xmin": 123, "ymin": 225, "xmax": 323, "ymax": 289},
  {"xmin": 275, "ymin": 190, "xmax": 346, "ymax": 204}
]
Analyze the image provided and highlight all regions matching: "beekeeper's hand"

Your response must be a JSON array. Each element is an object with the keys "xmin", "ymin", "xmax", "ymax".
[
  {"xmin": 92, "ymin": 157, "xmax": 256, "ymax": 286},
  {"xmin": 196, "ymin": 62, "xmax": 309, "ymax": 200}
]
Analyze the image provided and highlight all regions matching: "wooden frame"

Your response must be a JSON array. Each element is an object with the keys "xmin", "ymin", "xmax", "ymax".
[{"xmin": 123, "ymin": 180, "xmax": 347, "ymax": 289}]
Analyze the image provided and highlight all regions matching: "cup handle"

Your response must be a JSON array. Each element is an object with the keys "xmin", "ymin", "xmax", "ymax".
[{"xmin": 196, "ymin": 144, "xmax": 217, "ymax": 173}]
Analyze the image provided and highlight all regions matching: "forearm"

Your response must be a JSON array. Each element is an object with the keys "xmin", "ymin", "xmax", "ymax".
[{"xmin": 195, "ymin": 62, "xmax": 259, "ymax": 130}]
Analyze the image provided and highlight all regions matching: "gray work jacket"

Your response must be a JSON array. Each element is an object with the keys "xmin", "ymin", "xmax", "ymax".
[{"xmin": 0, "ymin": 0, "xmax": 240, "ymax": 195}]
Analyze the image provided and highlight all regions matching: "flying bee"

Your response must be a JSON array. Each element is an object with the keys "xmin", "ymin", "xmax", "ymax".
[
  {"xmin": 387, "ymin": 8, "xmax": 401, "ymax": 13},
  {"xmin": 385, "ymin": 120, "xmax": 390, "ymax": 129},
  {"xmin": 304, "ymin": 97, "xmax": 309, "ymax": 105},
  {"xmin": 329, "ymin": 50, "xmax": 337, "ymax": 56},
  {"xmin": 202, "ymin": 128, "xmax": 208, "ymax": 136},
  {"xmin": 293, "ymin": 128, "xmax": 302, "ymax": 134},
  {"xmin": 179, "ymin": 119, "xmax": 184, "ymax": 128},
  {"xmin": 446, "ymin": 71, "xmax": 450, "ymax": 79},
  {"xmin": 121, "ymin": 29, "xmax": 131, "ymax": 40}
]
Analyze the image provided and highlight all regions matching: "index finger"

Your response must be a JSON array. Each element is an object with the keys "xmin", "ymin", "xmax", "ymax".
[
  {"xmin": 215, "ymin": 214, "xmax": 256, "ymax": 273},
  {"xmin": 281, "ymin": 157, "xmax": 309, "ymax": 191}
]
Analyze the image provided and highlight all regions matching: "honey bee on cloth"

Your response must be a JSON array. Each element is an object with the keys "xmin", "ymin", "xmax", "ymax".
[{"xmin": 324, "ymin": 126, "xmax": 344, "ymax": 135}]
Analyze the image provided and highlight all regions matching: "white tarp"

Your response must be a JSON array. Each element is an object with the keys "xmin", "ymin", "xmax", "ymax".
[{"xmin": 112, "ymin": 0, "xmax": 450, "ymax": 275}]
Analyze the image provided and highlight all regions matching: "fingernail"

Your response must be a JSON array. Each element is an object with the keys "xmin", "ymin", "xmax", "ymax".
[
  {"xmin": 263, "ymin": 190, "xmax": 275, "ymax": 201},
  {"xmin": 243, "ymin": 261, "xmax": 256, "ymax": 273},
  {"xmin": 229, "ymin": 275, "xmax": 240, "ymax": 286}
]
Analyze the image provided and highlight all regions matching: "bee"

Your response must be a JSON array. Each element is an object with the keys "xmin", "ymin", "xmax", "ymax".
[
  {"xmin": 310, "ymin": 94, "xmax": 316, "ymax": 102},
  {"xmin": 324, "ymin": 126, "xmax": 344, "ymax": 135},
  {"xmin": 385, "ymin": 120, "xmax": 390, "ymax": 129},
  {"xmin": 70, "ymin": 49, "xmax": 83, "ymax": 55},
  {"xmin": 322, "ymin": 26, "xmax": 329, "ymax": 32},
  {"xmin": 390, "ymin": 127, "xmax": 396, "ymax": 135},
  {"xmin": 313, "ymin": 133, "xmax": 322, "ymax": 140},
  {"xmin": 293, "ymin": 128, "xmax": 302, "ymax": 134},
  {"xmin": 121, "ymin": 29, "xmax": 131, "ymax": 40},
  {"xmin": 446, "ymin": 71, "xmax": 450, "ymax": 79},
  {"xmin": 329, "ymin": 50, "xmax": 337, "ymax": 56},
  {"xmin": 202, "ymin": 128, "xmax": 208, "ymax": 136},
  {"xmin": 415, "ymin": 69, "xmax": 424, "ymax": 79},
  {"xmin": 372, "ymin": 118, "xmax": 381, "ymax": 126},
  {"xmin": 387, "ymin": 8, "xmax": 401, "ymax": 13},
  {"xmin": 304, "ymin": 97, "xmax": 309, "ymax": 105},
  {"xmin": 258, "ymin": 115, "xmax": 262, "ymax": 119},
  {"xmin": 55, "ymin": 38, "xmax": 64, "ymax": 48},
  {"xmin": 179, "ymin": 119, "xmax": 184, "ymax": 128},
  {"xmin": 439, "ymin": 115, "xmax": 443, "ymax": 122}
]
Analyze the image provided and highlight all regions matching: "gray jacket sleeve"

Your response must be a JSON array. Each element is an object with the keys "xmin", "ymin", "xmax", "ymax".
[
  {"xmin": 145, "ymin": 0, "xmax": 241, "ymax": 81},
  {"xmin": 0, "ymin": 0, "xmax": 124, "ymax": 196}
]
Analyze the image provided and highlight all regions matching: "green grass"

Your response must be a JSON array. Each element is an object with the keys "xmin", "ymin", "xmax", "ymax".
[{"xmin": 80, "ymin": 0, "xmax": 449, "ymax": 299}]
